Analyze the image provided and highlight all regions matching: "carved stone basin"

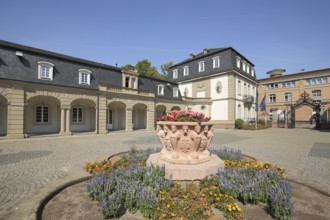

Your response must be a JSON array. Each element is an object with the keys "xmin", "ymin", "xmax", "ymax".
[{"xmin": 146, "ymin": 121, "xmax": 224, "ymax": 180}]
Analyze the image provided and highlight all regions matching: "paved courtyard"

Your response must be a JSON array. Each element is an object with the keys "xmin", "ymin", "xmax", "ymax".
[{"xmin": 0, "ymin": 128, "xmax": 330, "ymax": 219}]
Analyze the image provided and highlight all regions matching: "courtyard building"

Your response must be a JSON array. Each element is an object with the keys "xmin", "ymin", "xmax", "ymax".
[
  {"xmin": 257, "ymin": 68, "xmax": 330, "ymax": 127},
  {"xmin": 0, "ymin": 40, "xmax": 257, "ymax": 139},
  {"xmin": 169, "ymin": 48, "xmax": 258, "ymax": 128}
]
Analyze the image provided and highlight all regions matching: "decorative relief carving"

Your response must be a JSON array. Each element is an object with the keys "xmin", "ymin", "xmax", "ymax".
[
  {"xmin": 216, "ymin": 81, "xmax": 223, "ymax": 94},
  {"xmin": 157, "ymin": 121, "xmax": 214, "ymax": 164}
]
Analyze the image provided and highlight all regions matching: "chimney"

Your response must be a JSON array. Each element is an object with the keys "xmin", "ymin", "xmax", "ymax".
[{"xmin": 267, "ymin": 69, "xmax": 285, "ymax": 78}]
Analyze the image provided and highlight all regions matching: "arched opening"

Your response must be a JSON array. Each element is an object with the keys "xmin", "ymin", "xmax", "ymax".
[
  {"xmin": 25, "ymin": 96, "xmax": 61, "ymax": 135},
  {"xmin": 107, "ymin": 101, "xmax": 126, "ymax": 131},
  {"xmin": 156, "ymin": 105, "xmax": 167, "ymax": 119},
  {"xmin": 0, "ymin": 95, "xmax": 8, "ymax": 136},
  {"xmin": 171, "ymin": 106, "xmax": 181, "ymax": 111},
  {"xmin": 70, "ymin": 99, "xmax": 96, "ymax": 133},
  {"xmin": 132, "ymin": 103, "xmax": 147, "ymax": 130}
]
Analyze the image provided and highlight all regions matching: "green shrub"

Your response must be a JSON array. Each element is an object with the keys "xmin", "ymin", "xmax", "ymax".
[{"xmin": 235, "ymin": 119, "xmax": 244, "ymax": 129}]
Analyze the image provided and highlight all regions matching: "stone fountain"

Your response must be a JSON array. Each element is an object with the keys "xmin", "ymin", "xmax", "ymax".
[{"xmin": 146, "ymin": 120, "xmax": 224, "ymax": 180}]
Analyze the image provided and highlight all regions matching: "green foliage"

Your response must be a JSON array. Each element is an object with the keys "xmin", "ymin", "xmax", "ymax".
[
  {"xmin": 160, "ymin": 61, "xmax": 173, "ymax": 77},
  {"xmin": 235, "ymin": 119, "xmax": 244, "ymax": 129},
  {"xmin": 135, "ymin": 59, "xmax": 166, "ymax": 80}
]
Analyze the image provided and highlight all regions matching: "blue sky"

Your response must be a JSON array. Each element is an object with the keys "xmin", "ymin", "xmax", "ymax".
[{"xmin": 1, "ymin": 0, "xmax": 329, "ymax": 79}]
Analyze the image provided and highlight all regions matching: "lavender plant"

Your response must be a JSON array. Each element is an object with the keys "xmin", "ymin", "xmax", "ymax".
[
  {"xmin": 210, "ymin": 146, "xmax": 243, "ymax": 160},
  {"xmin": 268, "ymin": 180, "xmax": 294, "ymax": 220}
]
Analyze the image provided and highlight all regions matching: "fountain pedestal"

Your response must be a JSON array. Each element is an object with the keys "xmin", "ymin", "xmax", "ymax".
[{"xmin": 146, "ymin": 121, "xmax": 224, "ymax": 180}]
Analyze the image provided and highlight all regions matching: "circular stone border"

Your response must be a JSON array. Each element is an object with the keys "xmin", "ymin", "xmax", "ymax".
[{"xmin": 35, "ymin": 152, "xmax": 330, "ymax": 219}]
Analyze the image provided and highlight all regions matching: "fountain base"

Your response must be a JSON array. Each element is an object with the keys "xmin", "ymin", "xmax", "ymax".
[{"xmin": 146, "ymin": 153, "xmax": 225, "ymax": 180}]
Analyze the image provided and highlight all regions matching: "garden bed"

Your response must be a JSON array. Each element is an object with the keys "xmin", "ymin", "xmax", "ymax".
[{"xmin": 41, "ymin": 148, "xmax": 330, "ymax": 220}]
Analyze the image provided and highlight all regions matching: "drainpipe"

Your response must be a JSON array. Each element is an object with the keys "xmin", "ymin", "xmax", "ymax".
[{"xmin": 97, "ymin": 92, "xmax": 99, "ymax": 134}]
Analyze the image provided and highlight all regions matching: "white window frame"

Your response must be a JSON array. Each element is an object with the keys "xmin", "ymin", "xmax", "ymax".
[
  {"xmin": 173, "ymin": 69, "xmax": 178, "ymax": 79},
  {"xmin": 247, "ymin": 65, "xmax": 250, "ymax": 74},
  {"xmin": 35, "ymin": 105, "xmax": 49, "ymax": 124},
  {"xmin": 78, "ymin": 69, "xmax": 92, "ymax": 85},
  {"xmin": 173, "ymin": 88, "xmax": 179, "ymax": 98},
  {"xmin": 312, "ymin": 90, "xmax": 321, "ymax": 97},
  {"xmin": 38, "ymin": 61, "xmax": 54, "ymax": 80},
  {"xmin": 251, "ymin": 68, "xmax": 255, "ymax": 77},
  {"xmin": 269, "ymin": 94, "xmax": 276, "ymax": 103},
  {"xmin": 72, "ymin": 107, "xmax": 83, "ymax": 123},
  {"xmin": 183, "ymin": 66, "xmax": 189, "ymax": 76},
  {"xmin": 284, "ymin": 93, "xmax": 292, "ymax": 102},
  {"xmin": 212, "ymin": 56, "xmax": 220, "ymax": 68},
  {"xmin": 158, "ymin": 84, "xmax": 165, "ymax": 96},
  {"xmin": 198, "ymin": 61, "xmax": 205, "ymax": 72},
  {"xmin": 236, "ymin": 57, "xmax": 241, "ymax": 68},
  {"xmin": 242, "ymin": 62, "xmax": 246, "ymax": 72}
]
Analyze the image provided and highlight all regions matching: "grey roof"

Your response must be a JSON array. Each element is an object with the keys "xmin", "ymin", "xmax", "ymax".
[
  {"xmin": 0, "ymin": 40, "xmax": 120, "ymax": 71},
  {"xmin": 171, "ymin": 47, "xmax": 255, "ymax": 68}
]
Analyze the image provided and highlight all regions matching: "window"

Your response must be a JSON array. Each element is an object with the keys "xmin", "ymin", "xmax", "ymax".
[
  {"xmin": 285, "ymin": 93, "xmax": 292, "ymax": 102},
  {"xmin": 312, "ymin": 90, "xmax": 321, "ymax": 97},
  {"xmin": 266, "ymin": 83, "xmax": 278, "ymax": 90},
  {"xmin": 246, "ymin": 65, "xmax": 250, "ymax": 74},
  {"xmin": 238, "ymin": 80, "xmax": 241, "ymax": 95},
  {"xmin": 173, "ymin": 69, "xmax": 178, "ymax": 79},
  {"xmin": 236, "ymin": 57, "xmax": 241, "ymax": 68},
  {"xmin": 108, "ymin": 109, "xmax": 113, "ymax": 124},
  {"xmin": 173, "ymin": 88, "xmax": 179, "ymax": 98},
  {"xmin": 198, "ymin": 61, "xmax": 205, "ymax": 72},
  {"xmin": 306, "ymin": 76, "xmax": 327, "ymax": 85},
  {"xmin": 269, "ymin": 94, "xmax": 276, "ymax": 103},
  {"xmin": 79, "ymin": 69, "xmax": 91, "ymax": 85},
  {"xmin": 282, "ymin": 81, "xmax": 296, "ymax": 88},
  {"xmin": 38, "ymin": 61, "xmax": 54, "ymax": 80},
  {"xmin": 212, "ymin": 56, "xmax": 220, "ymax": 68},
  {"xmin": 251, "ymin": 68, "xmax": 255, "ymax": 77},
  {"xmin": 158, "ymin": 85, "xmax": 164, "ymax": 96},
  {"xmin": 35, "ymin": 106, "xmax": 49, "ymax": 123},
  {"xmin": 242, "ymin": 62, "xmax": 246, "ymax": 72},
  {"xmin": 183, "ymin": 66, "xmax": 189, "ymax": 76},
  {"xmin": 72, "ymin": 107, "xmax": 83, "ymax": 123}
]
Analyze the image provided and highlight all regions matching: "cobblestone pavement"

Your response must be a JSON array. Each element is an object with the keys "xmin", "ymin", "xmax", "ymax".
[{"xmin": 0, "ymin": 128, "xmax": 329, "ymax": 219}]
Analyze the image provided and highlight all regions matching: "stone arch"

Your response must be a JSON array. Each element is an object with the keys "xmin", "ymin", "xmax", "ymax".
[
  {"xmin": 132, "ymin": 103, "xmax": 147, "ymax": 130},
  {"xmin": 0, "ymin": 94, "xmax": 8, "ymax": 136},
  {"xmin": 171, "ymin": 106, "xmax": 181, "ymax": 111},
  {"xmin": 25, "ymin": 95, "xmax": 61, "ymax": 135},
  {"xmin": 70, "ymin": 98, "xmax": 96, "ymax": 132},
  {"xmin": 156, "ymin": 105, "xmax": 167, "ymax": 119},
  {"xmin": 108, "ymin": 101, "xmax": 126, "ymax": 131}
]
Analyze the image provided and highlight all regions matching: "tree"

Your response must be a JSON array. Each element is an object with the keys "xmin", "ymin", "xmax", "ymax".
[
  {"xmin": 122, "ymin": 59, "xmax": 167, "ymax": 80},
  {"xmin": 160, "ymin": 61, "xmax": 173, "ymax": 78}
]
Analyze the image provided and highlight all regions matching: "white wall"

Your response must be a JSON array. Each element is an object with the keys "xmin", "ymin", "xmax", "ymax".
[
  {"xmin": 211, "ymin": 100, "xmax": 228, "ymax": 120},
  {"xmin": 210, "ymin": 75, "xmax": 228, "ymax": 100},
  {"xmin": 179, "ymin": 83, "xmax": 192, "ymax": 97}
]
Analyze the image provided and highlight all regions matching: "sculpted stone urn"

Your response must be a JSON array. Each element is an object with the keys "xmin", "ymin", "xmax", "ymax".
[
  {"xmin": 146, "ymin": 110, "xmax": 224, "ymax": 180},
  {"xmin": 157, "ymin": 121, "xmax": 214, "ymax": 164}
]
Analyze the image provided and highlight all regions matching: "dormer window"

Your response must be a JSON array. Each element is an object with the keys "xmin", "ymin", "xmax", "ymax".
[
  {"xmin": 212, "ymin": 56, "xmax": 220, "ymax": 68},
  {"xmin": 38, "ymin": 61, "xmax": 54, "ymax": 80},
  {"xmin": 247, "ymin": 65, "xmax": 250, "ymax": 74},
  {"xmin": 173, "ymin": 88, "xmax": 179, "ymax": 98},
  {"xmin": 158, "ymin": 84, "xmax": 165, "ymax": 96},
  {"xmin": 79, "ymin": 69, "xmax": 91, "ymax": 85},
  {"xmin": 236, "ymin": 57, "xmax": 241, "ymax": 68},
  {"xmin": 242, "ymin": 62, "xmax": 246, "ymax": 72},
  {"xmin": 173, "ymin": 69, "xmax": 178, "ymax": 79},
  {"xmin": 183, "ymin": 66, "xmax": 189, "ymax": 76},
  {"xmin": 198, "ymin": 61, "xmax": 205, "ymax": 72},
  {"xmin": 251, "ymin": 68, "xmax": 255, "ymax": 77}
]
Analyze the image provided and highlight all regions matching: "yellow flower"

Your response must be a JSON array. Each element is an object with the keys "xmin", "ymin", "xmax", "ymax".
[
  {"xmin": 237, "ymin": 206, "xmax": 241, "ymax": 212},
  {"xmin": 214, "ymin": 193, "xmax": 217, "ymax": 197},
  {"xmin": 228, "ymin": 207, "xmax": 232, "ymax": 212},
  {"xmin": 161, "ymin": 213, "xmax": 166, "ymax": 217},
  {"xmin": 209, "ymin": 191, "xmax": 213, "ymax": 195},
  {"xmin": 170, "ymin": 212, "xmax": 176, "ymax": 217},
  {"xmin": 232, "ymin": 207, "xmax": 236, "ymax": 211},
  {"xmin": 167, "ymin": 204, "xmax": 171, "ymax": 208},
  {"xmin": 216, "ymin": 197, "xmax": 220, "ymax": 201},
  {"xmin": 156, "ymin": 207, "xmax": 160, "ymax": 211}
]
